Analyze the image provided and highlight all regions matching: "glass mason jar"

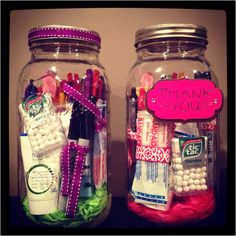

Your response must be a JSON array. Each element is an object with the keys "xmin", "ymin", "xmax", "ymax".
[
  {"xmin": 126, "ymin": 24, "xmax": 223, "ymax": 224},
  {"xmin": 17, "ymin": 25, "xmax": 111, "ymax": 227}
]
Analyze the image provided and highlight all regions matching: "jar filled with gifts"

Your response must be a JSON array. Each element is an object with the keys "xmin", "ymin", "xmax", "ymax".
[
  {"xmin": 126, "ymin": 24, "xmax": 223, "ymax": 224},
  {"xmin": 17, "ymin": 25, "xmax": 111, "ymax": 227}
]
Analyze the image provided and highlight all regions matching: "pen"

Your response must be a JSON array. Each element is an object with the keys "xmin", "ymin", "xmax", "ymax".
[
  {"xmin": 78, "ymin": 69, "xmax": 95, "ymax": 197},
  {"xmin": 172, "ymin": 72, "xmax": 178, "ymax": 80},
  {"xmin": 80, "ymin": 69, "xmax": 94, "ymax": 140},
  {"xmin": 67, "ymin": 73, "xmax": 83, "ymax": 143},
  {"xmin": 130, "ymin": 87, "xmax": 138, "ymax": 132},
  {"xmin": 24, "ymin": 79, "xmax": 38, "ymax": 101},
  {"xmin": 100, "ymin": 76, "xmax": 107, "ymax": 119},
  {"xmin": 92, "ymin": 70, "xmax": 100, "ymax": 102},
  {"xmin": 128, "ymin": 138, "xmax": 137, "ymax": 191},
  {"xmin": 67, "ymin": 73, "xmax": 75, "ymax": 103},
  {"xmin": 93, "ymin": 75, "xmax": 108, "ymax": 188}
]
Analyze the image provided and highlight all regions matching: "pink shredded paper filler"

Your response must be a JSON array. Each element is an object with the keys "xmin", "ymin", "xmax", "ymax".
[{"xmin": 128, "ymin": 188, "xmax": 215, "ymax": 225}]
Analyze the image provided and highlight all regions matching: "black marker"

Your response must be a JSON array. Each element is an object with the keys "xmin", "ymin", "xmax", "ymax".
[
  {"xmin": 129, "ymin": 87, "xmax": 138, "ymax": 132},
  {"xmin": 78, "ymin": 69, "xmax": 95, "ymax": 197}
]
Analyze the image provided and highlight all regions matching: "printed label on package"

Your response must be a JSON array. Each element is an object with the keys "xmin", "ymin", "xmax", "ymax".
[
  {"xmin": 23, "ymin": 93, "xmax": 51, "ymax": 118},
  {"xmin": 179, "ymin": 137, "xmax": 207, "ymax": 168},
  {"xmin": 146, "ymin": 79, "xmax": 223, "ymax": 121},
  {"xmin": 26, "ymin": 164, "xmax": 55, "ymax": 194}
]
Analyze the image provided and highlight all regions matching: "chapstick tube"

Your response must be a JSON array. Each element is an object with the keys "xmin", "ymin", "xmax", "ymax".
[{"xmin": 20, "ymin": 134, "xmax": 60, "ymax": 215}]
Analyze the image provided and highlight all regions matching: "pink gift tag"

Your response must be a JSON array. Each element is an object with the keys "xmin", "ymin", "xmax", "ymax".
[{"xmin": 146, "ymin": 79, "xmax": 223, "ymax": 121}]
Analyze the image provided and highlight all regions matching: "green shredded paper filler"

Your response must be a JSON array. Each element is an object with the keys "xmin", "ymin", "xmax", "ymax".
[{"xmin": 22, "ymin": 185, "xmax": 109, "ymax": 227}]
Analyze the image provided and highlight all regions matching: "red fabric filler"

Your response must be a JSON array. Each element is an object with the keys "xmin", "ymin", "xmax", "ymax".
[{"xmin": 128, "ymin": 188, "xmax": 215, "ymax": 225}]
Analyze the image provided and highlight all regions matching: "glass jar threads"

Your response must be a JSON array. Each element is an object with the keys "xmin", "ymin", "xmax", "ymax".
[
  {"xmin": 17, "ymin": 25, "xmax": 110, "ymax": 227},
  {"xmin": 126, "ymin": 24, "xmax": 223, "ymax": 224}
]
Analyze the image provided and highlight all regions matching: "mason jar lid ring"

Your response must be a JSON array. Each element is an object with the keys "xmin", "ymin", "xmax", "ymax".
[
  {"xmin": 135, "ymin": 23, "xmax": 208, "ymax": 48},
  {"xmin": 28, "ymin": 25, "xmax": 101, "ymax": 48}
]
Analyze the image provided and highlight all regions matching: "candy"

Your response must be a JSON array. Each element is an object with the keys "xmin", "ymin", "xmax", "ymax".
[
  {"xmin": 188, "ymin": 178, "xmax": 194, "ymax": 184},
  {"xmin": 183, "ymin": 170, "xmax": 190, "ymax": 175},
  {"xmin": 201, "ymin": 184, "xmax": 208, "ymax": 190},
  {"xmin": 195, "ymin": 168, "xmax": 201, "ymax": 173},
  {"xmin": 201, "ymin": 172, "xmax": 207, "ymax": 178},
  {"xmin": 171, "ymin": 136, "xmax": 208, "ymax": 196},
  {"xmin": 40, "ymin": 129, "xmax": 46, "ymax": 135},
  {"xmin": 48, "ymin": 134, "xmax": 54, "ymax": 141},
  {"xmin": 176, "ymin": 170, "xmax": 184, "ymax": 176},
  {"xmin": 183, "ymin": 186, "xmax": 190, "ymax": 192},
  {"xmin": 176, "ymin": 176, "xmax": 183, "ymax": 186},
  {"xmin": 189, "ymin": 184, "xmax": 196, "ymax": 191},
  {"xmin": 28, "ymin": 117, "xmax": 65, "ymax": 154},
  {"xmin": 200, "ymin": 178, "xmax": 206, "ymax": 184},
  {"xmin": 195, "ymin": 173, "xmax": 201, "ymax": 179},
  {"xmin": 189, "ymin": 172, "xmax": 196, "ymax": 179},
  {"xmin": 196, "ymin": 185, "xmax": 202, "ymax": 191},
  {"xmin": 56, "ymin": 136, "xmax": 62, "ymax": 143},
  {"xmin": 48, "ymin": 140, "xmax": 54, "ymax": 146},
  {"xmin": 36, "ymin": 133, "xmax": 42, "ymax": 140},
  {"xmin": 175, "ymin": 164, "xmax": 183, "ymax": 170},
  {"xmin": 39, "ymin": 143, "xmax": 45, "ymax": 150},
  {"xmin": 183, "ymin": 175, "xmax": 189, "ymax": 181},
  {"xmin": 175, "ymin": 186, "xmax": 183, "ymax": 193}
]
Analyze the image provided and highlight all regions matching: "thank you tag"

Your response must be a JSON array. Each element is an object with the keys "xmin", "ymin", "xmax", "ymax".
[{"xmin": 146, "ymin": 79, "xmax": 223, "ymax": 121}]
